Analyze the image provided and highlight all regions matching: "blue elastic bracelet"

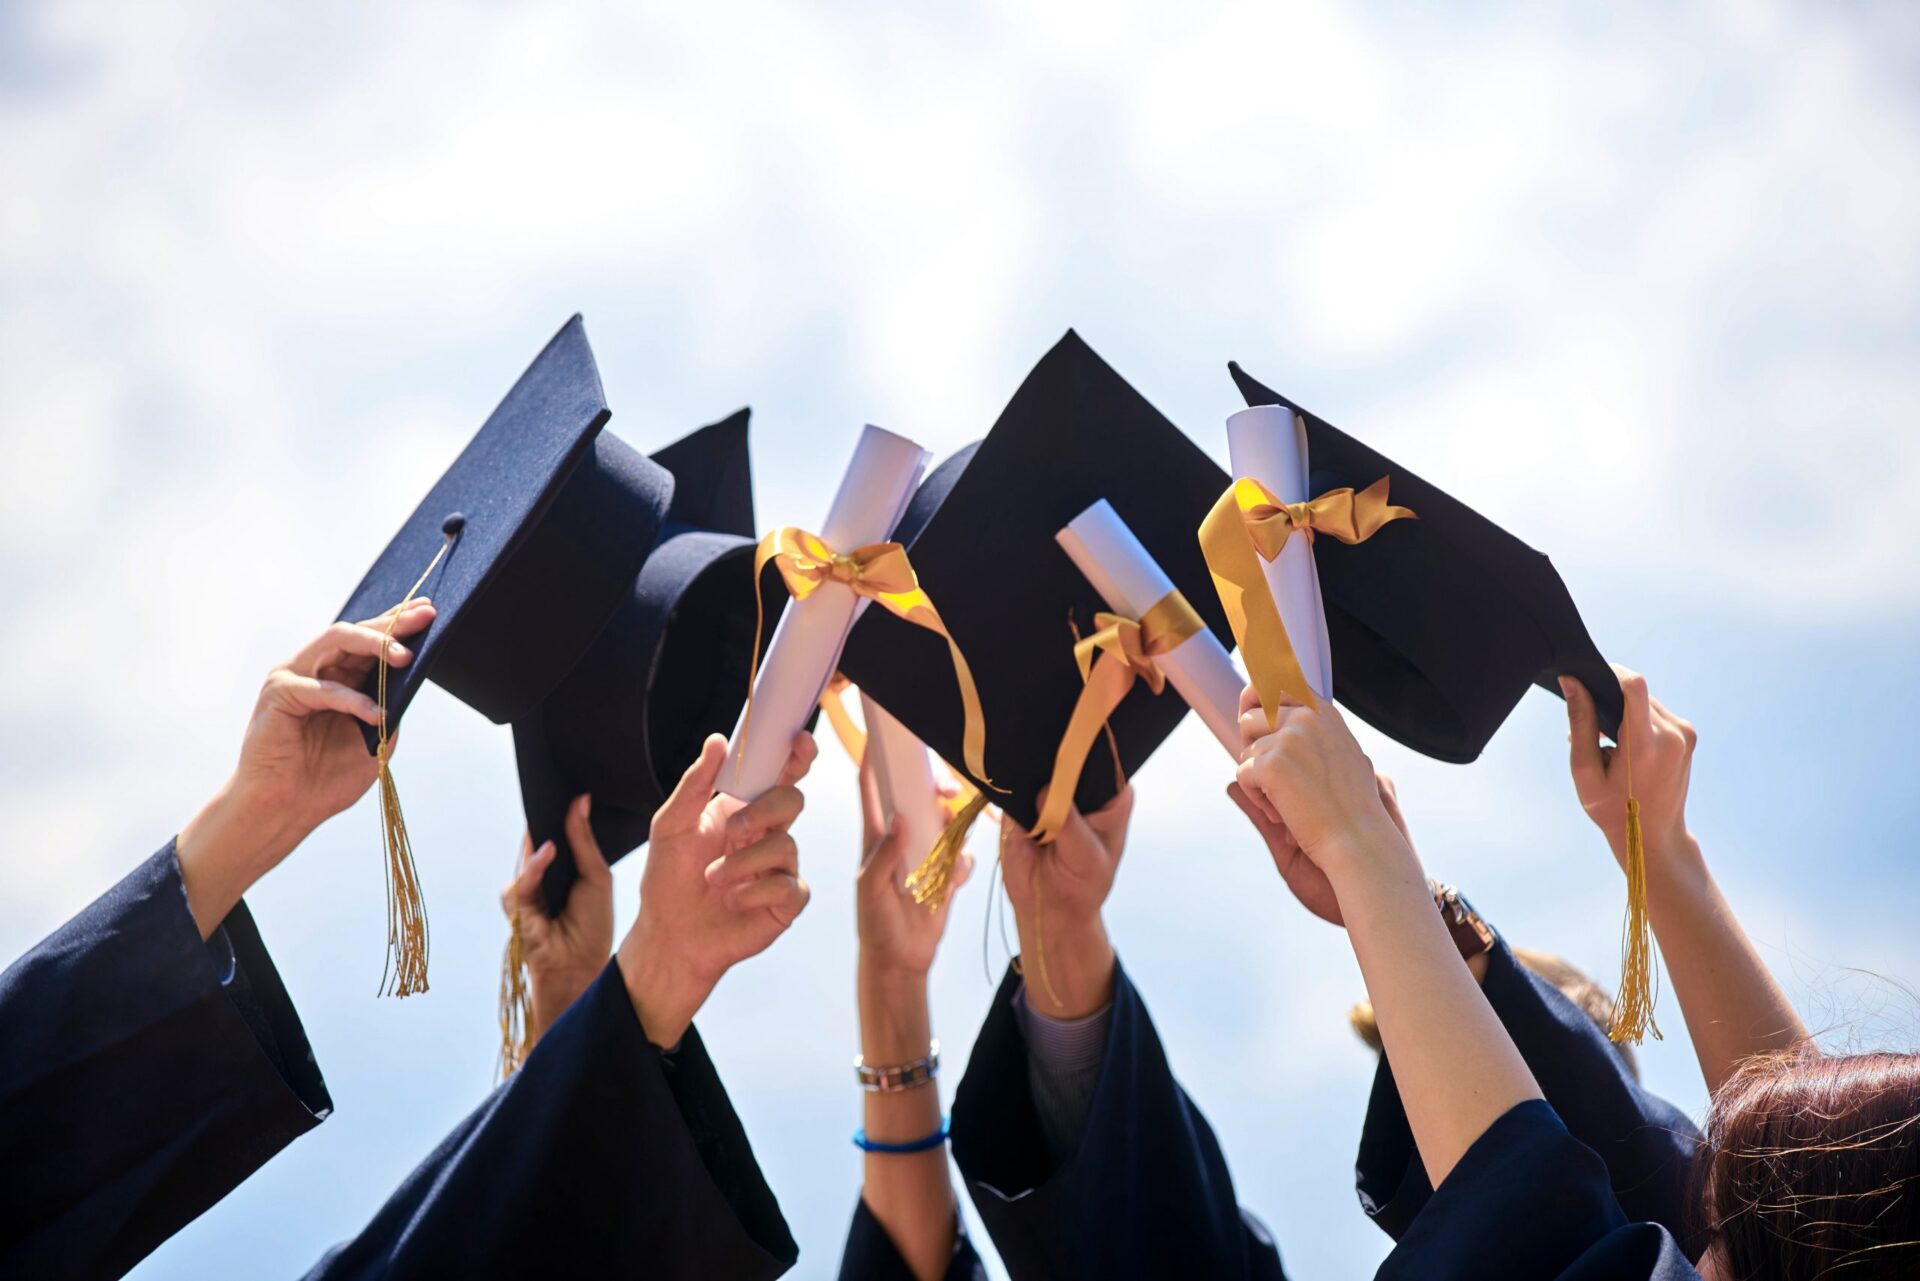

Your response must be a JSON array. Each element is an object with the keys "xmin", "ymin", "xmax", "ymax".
[{"xmin": 853, "ymin": 1116, "xmax": 951, "ymax": 1154}]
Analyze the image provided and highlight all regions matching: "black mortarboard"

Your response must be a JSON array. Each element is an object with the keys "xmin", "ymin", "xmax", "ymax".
[
  {"xmin": 334, "ymin": 315, "xmax": 672, "ymax": 998},
  {"xmin": 512, "ymin": 409, "xmax": 788, "ymax": 912},
  {"xmin": 1226, "ymin": 361, "xmax": 1622, "ymax": 760},
  {"xmin": 337, "ymin": 315, "xmax": 674, "ymax": 735},
  {"xmin": 839, "ymin": 331, "xmax": 1234, "ymax": 831}
]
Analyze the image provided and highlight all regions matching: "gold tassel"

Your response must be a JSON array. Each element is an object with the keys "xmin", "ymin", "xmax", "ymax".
[
  {"xmin": 498, "ymin": 912, "xmax": 531, "ymax": 1078},
  {"xmin": 1027, "ymin": 861, "xmax": 1061, "ymax": 1010},
  {"xmin": 1607, "ymin": 717, "xmax": 1661, "ymax": 1044},
  {"xmin": 373, "ymin": 536, "xmax": 451, "ymax": 999},
  {"xmin": 907, "ymin": 790, "xmax": 989, "ymax": 910}
]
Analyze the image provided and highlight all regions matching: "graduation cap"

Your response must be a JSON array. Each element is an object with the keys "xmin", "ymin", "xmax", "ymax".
[
  {"xmin": 1226, "ymin": 362, "xmax": 1653, "ymax": 1043},
  {"xmin": 839, "ymin": 330, "xmax": 1234, "ymax": 834},
  {"xmin": 335, "ymin": 315, "xmax": 673, "ymax": 996},
  {"xmin": 511, "ymin": 409, "xmax": 787, "ymax": 914},
  {"xmin": 1224, "ymin": 361, "xmax": 1622, "ymax": 759}
]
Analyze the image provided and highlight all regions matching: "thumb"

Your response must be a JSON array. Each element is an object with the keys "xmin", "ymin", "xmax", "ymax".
[
  {"xmin": 654, "ymin": 735, "xmax": 728, "ymax": 837},
  {"xmin": 564, "ymin": 794, "xmax": 611, "ymax": 886}
]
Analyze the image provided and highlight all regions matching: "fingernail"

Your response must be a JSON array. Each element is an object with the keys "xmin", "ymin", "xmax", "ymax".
[
  {"xmin": 537, "ymin": 841, "xmax": 556, "ymax": 861},
  {"xmin": 390, "ymin": 643, "xmax": 410, "ymax": 660},
  {"xmin": 575, "ymin": 793, "xmax": 592, "ymax": 819}
]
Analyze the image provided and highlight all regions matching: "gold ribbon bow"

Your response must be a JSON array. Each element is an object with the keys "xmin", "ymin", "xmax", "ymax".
[
  {"xmin": 746, "ymin": 528, "xmax": 993, "ymax": 788},
  {"xmin": 1199, "ymin": 472, "xmax": 1415, "ymax": 730},
  {"xmin": 1028, "ymin": 590, "xmax": 1204, "ymax": 844}
]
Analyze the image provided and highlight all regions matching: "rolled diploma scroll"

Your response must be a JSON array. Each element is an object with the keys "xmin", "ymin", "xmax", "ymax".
[
  {"xmin": 1055, "ymin": 499, "xmax": 1247, "ymax": 758},
  {"xmin": 1225, "ymin": 406, "xmax": 1333, "ymax": 700},
  {"xmin": 723, "ymin": 424, "xmax": 931, "ymax": 799},
  {"xmin": 858, "ymin": 692, "xmax": 948, "ymax": 869}
]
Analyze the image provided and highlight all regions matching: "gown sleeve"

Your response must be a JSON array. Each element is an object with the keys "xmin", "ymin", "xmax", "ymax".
[
  {"xmin": 0, "ymin": 841, "xmax": 331, "ymax": 1281},
  {"xmin": 1378, "ymin": 1100, "xmax": 1700, "ymax": 1281},
  {"xmin": 835, "ymin": 1195, "xmax": 987, "ymax": 1281},
  {"xmin": 305, "ymin": 959, "xmax": 798, "ymax": 1280},
  {"xmin": 948, "ymin": 957, "xmax": 1286, "ymax": 1281},
  {"xmin": 1357, "ymin": 937, "xmax": 1704, "ymax": 1254}
]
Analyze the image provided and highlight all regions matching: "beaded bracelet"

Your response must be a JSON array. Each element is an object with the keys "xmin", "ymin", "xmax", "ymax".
[
  {"xmin": 853, "ymin": 1116, "xmax": 951, "ymax": 1154},
  {"xmin": 854, "ymin": 1040, "xmax": 940, "ymax": 1093}
]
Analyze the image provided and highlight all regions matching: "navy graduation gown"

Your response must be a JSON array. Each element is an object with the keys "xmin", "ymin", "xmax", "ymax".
[
  {"xmin": 1379, "ymin": 1100, "xmax": 1699, "ymax": 1280},
  {"xmin": 307, "ymin": 960, "xmax": 797, "ymax": 1279},
  {"xmin": 0, "ymin": 841, "xmax": 330, "ymax": 1281},
  {"xmin": 836, "ymin": 1196, "xmax": 987, "ymax": 1281},
  {"xmin": 1358, "ymin": 937, "xmax": 1704, "ymax": 1255},
  {"xmin": 949, "ymin": 959, "xmax": 1285, "ymax": 1281}
]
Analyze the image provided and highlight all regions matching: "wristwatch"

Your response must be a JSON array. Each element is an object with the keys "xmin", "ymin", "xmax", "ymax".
[{"xmin": 1429, "ymin": 880, "xmax": 1495, "ymax": 962}]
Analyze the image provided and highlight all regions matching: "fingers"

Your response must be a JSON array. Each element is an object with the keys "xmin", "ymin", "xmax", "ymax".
[
  {"xmin": 857, "ymin": 756, "xmax": 887, "ymax": 855},
  {"xmin": 1000, "ymin": 808, "xmax": 1040, "ymax": 866},
  {"xmin": 1649, "ymin": 695, "xmax": 1698, "ymax": 751},
  {"xmin": 1559, "ymin": 675, "xmax": 1606, "ymax": 790},
  {"xmin": 294, "ymin": 619, "xmax": 422, "ymax": 679},
  {"xmin": 270, "ymin": 671, "xmax": 381, "ymax": 726},
  {"xmin": 1612, "ymin": 664, "xmax": 1655, "ymax": 757},
  {"xmin": 563, "ymin": 794, "xmax": 610, "ymax": 885},
  {"xmin": 727, "ymin": 783, "xmax": 805, "ymax": 849},
  {"xmin": 859, "ymin": 813, "xmax": 903, "ymax": 877},
  {"xmin": 654, "ymin": 735, "xmax": 729, "ymax": 837},
  {"xmin": 502, "ymin": 839, "xmax": 558, "ymax": 916},
  {"xmin": 730, "ymin": 872, "xmax": 811, "ymax": 924},
  {"xmin": 355, "ymin": 599, "xmax": 438, "ymax": 637},
  {"xmin": 1083, "ymin": 783, "xmax": 1134, "ymax": 857},
  {"xmin": 776, "ymin": 731, "xmax": 818, "ymax": 788},
  {"xmin": 1227, "ymin": 781, "xmax": 1294, "ymax": 849},
  {"xmin": 711, "ymin": 831, "xmax": 800, "ymax": 890},
  {"xmin": 1233, "ymin": 754, "xmax": 1285, "ymax": 825}
]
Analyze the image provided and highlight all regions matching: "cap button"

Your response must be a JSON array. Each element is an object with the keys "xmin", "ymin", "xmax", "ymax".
[{"xmin": 441, "ymin": 512, "xmax": 466, "ymax": 538}]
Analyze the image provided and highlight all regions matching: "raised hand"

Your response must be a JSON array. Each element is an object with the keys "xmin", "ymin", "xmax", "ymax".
[
  {"xmin": 615, "ymin": 731, "xmax": 819, "ymax": 1048},
  {"xmin": 500, "ymin": 795, "xmax": 616, "ymax": 1047},
  {"xmin": 1561, "ymin": 666, "xmax": 1697, "ymax": 869},
  {"xmin": 856, "ymin": 759, "xmax": 972, "ymax": 980},
  {"xmin": 1229, "ymin": 683, "xmax": 1414, "ymax": 926},
  {"xmin": 176, "ymin": 602, "xmax": 438, "ymax": 937},
  {"xmin": 1000, "ymin": 785, "xmax": 1131, "ymax": 1017}
]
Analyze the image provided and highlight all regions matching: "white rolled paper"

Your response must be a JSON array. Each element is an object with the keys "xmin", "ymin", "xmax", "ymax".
[
  {"xmin": 1056, "ymin": 499, "xmax": 1247, "ymax": 758},
  {"xmin": 858, "ymin": 692, "xmax": 948, "ymax": 868},
  {"xmin": 724, "ymin": 424, "xmax": 931, "ymax": 800},
  {"xmin": 1225, "ymin": 406, "xmax": 1333, "ymax": 700}
]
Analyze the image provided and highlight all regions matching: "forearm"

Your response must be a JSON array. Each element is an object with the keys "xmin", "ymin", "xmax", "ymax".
[
  {"xmin": 1012, "ymin": 910, "xmax": 1114, "ymax": 1021},
  {"xmin": 1333, "ymin": 830, "xmax": 1542, "ymax": 1185},
  {"xmin": 1647, "ymin": 839, "xmax": 1808, "ymax": 1093},
  {"xmin": 175, "ymin": 781, "xmax": 307, "ymax": 940},
  {"xmin": 856, "ymin": 961, "xmax": 956, "ymax": 1281}
]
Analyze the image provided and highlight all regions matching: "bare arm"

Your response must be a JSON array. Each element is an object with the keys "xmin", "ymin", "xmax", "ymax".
[
  {"xmin": 1563, "ymin": 671, "xmax": 1808, "ymax": 1093},
  {"xmin": 853, "ymin": 758, "xmax": 969, "ymax": 1281},
  {"xmin": 1236, "ymin": 694, "xmax": 1542, "ymax": 1185}
]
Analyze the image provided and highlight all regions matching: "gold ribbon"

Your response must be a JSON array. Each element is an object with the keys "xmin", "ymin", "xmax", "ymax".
[
  {"xmin": 746, "ymin": 529, "xmax": 993, "ymax": 789},
  {"xmin": 817, "ymin": 674, "xmax": 869, "ymax": 763},
  {"xmin": 1199, "ymin": 469, "xmax": 1415, "ymax": 730},
  {"xmin": 1028, "ymin": 590, "xmax": 1205, "ymax": 844}
]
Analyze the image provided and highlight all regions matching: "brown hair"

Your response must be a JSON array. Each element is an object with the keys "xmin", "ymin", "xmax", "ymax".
[
  {"xmin": 1702, "ymin": 1048, "xmax": 1920, "ymax": 1279},
  {"xmin": 1347, "ymin": 948, "xmax": 1639, "ymax": 1080}
]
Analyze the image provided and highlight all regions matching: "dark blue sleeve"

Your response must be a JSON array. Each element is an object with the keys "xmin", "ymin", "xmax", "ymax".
[
  {"xmin": 1380, "ymin": 1101, "xmax": 1698, "ymax": 1281},
  {"xmin": 306, "ymin": 960, "xmax": 797, "ymax": 1280},
  {"xmin": 949, "ymin": 958, "xmax": 1285, "ymax": 1281},
  {"xmin": 1357, "ymin": 938, "xmax": 1704, "ymax": 1254},
  {"xmin": 836, "ymin": 1196, "xmax": 987, "ymax": 1281},
  {"xmin": 0, "ymin": 841, "xmax": 330, "ymax": 1281}
]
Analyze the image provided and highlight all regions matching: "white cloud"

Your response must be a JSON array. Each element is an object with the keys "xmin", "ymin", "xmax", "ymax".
[{"xmin": 1, "ymin": 3, "xmax": 1917, "ymax": 1278}]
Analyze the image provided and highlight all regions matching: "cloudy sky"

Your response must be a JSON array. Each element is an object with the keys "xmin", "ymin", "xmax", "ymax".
[{"xmin": 3, "ymin": 2, "xmax": 1918, "ymax": 1277}]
